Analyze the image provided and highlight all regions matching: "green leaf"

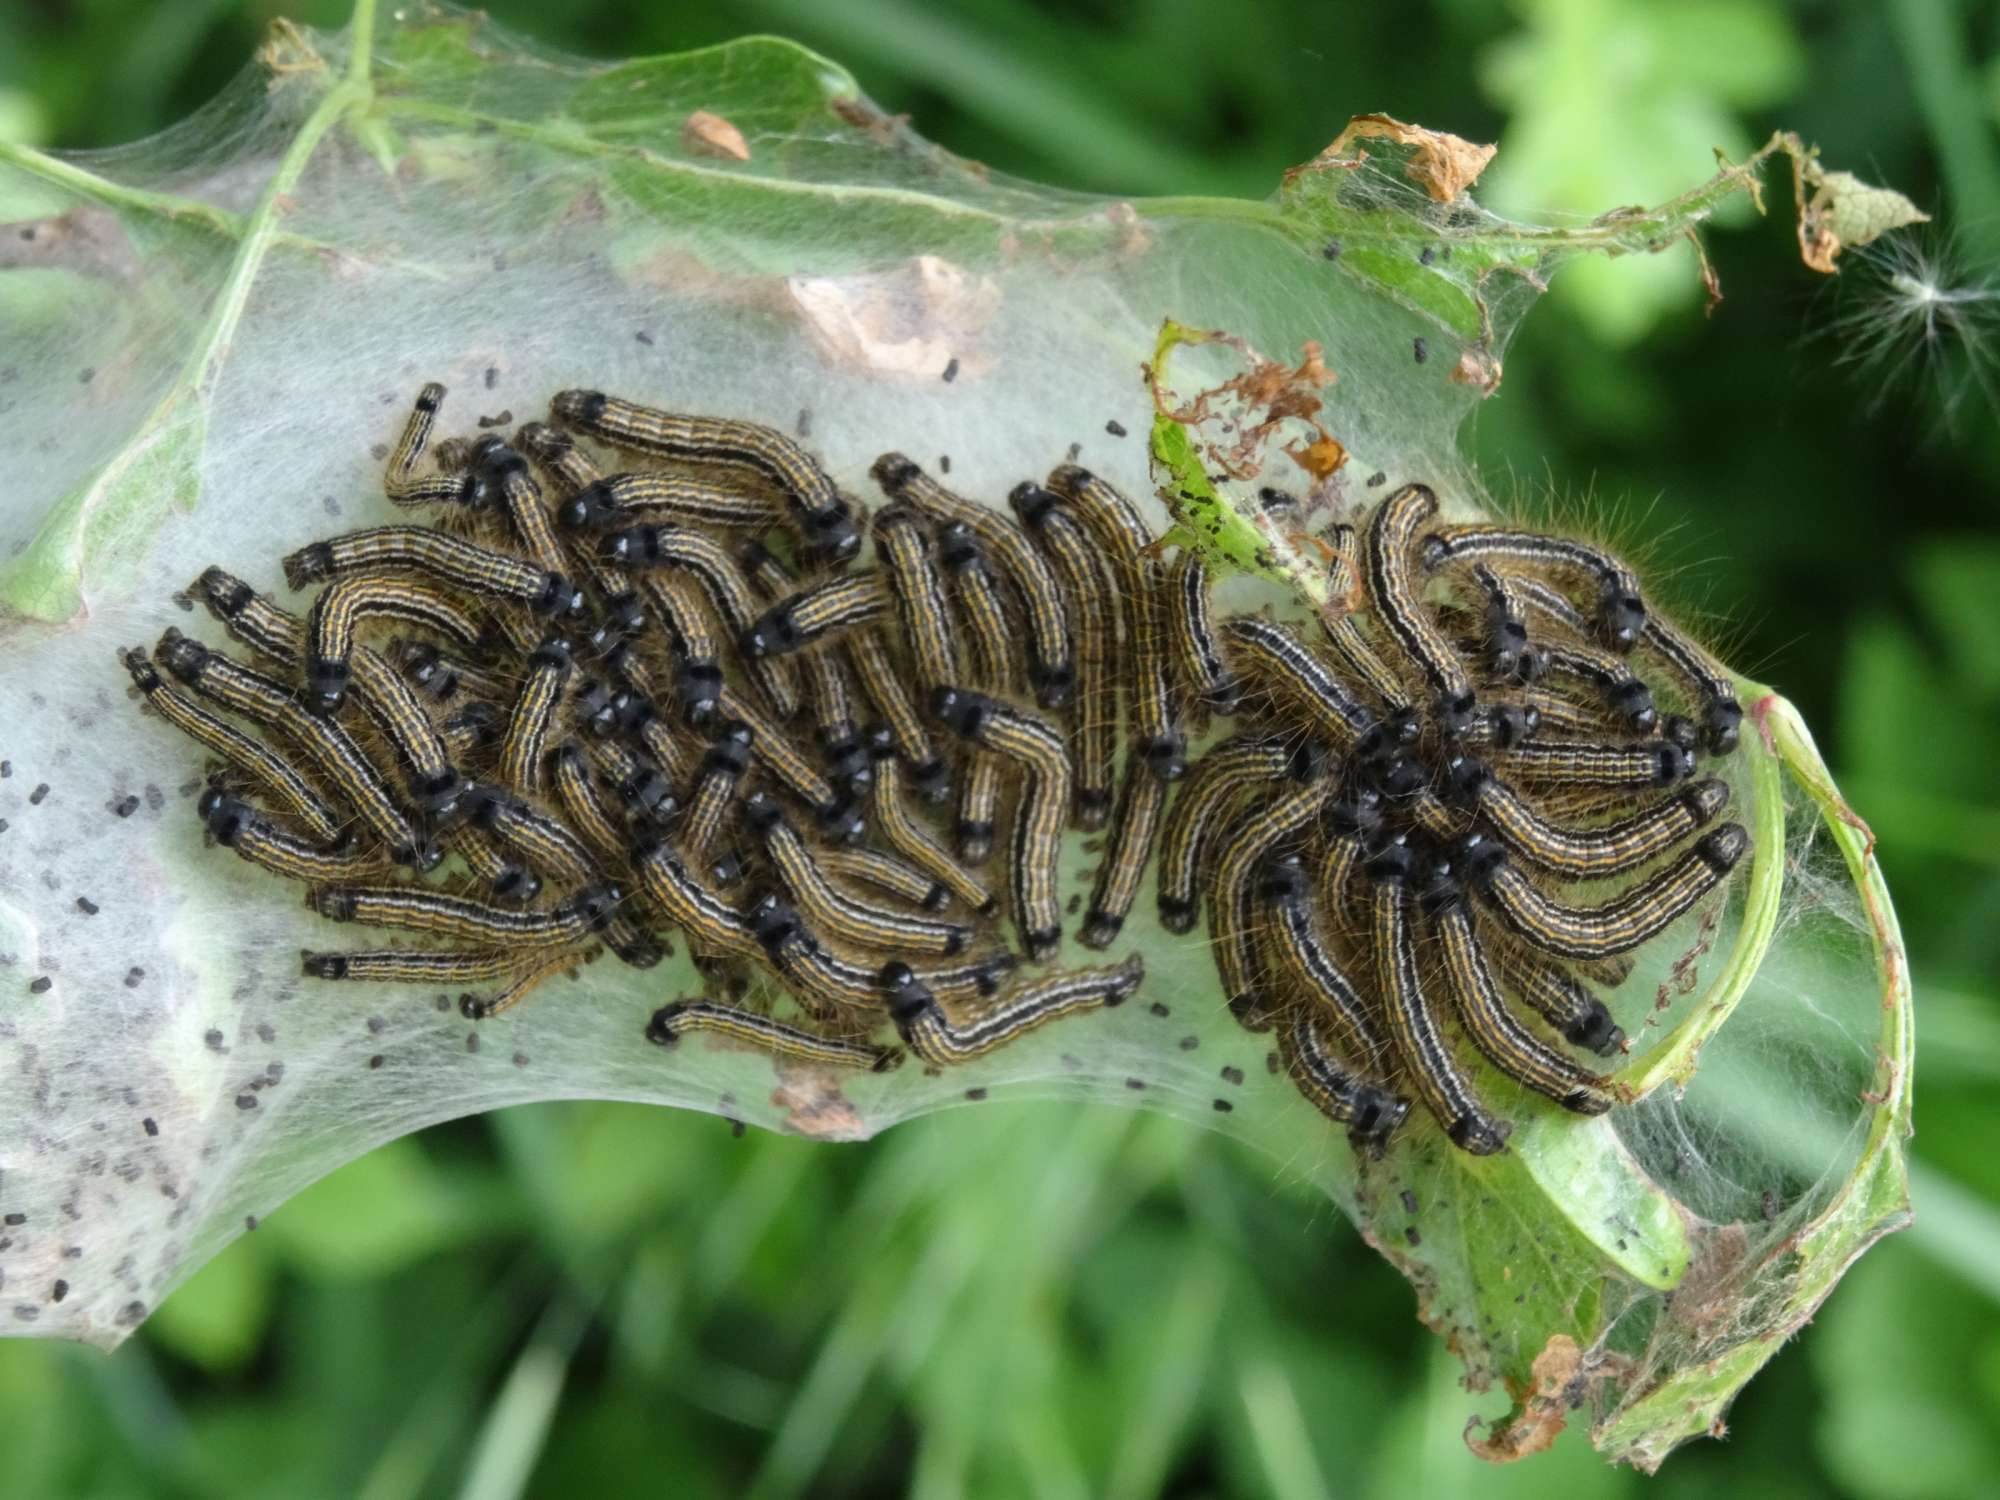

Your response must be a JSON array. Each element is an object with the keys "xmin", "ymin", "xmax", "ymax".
[
  {"xmin": 0, "ymin": 4, "xmax": 1909, "ymax": 1477},
  {"xmin": 1589, "ymin": 696, "xmax": 1912, "ymax": 1470},
  {"xmin": 1808, "ymin": 169, "xmax": 1930, "ymax": 250},
  {"xmin": 0, "ymin": 397, "xmax": 204, "ymax": 621}
]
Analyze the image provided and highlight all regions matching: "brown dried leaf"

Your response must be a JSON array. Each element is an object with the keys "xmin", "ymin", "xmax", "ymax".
[
  {"xmin": 1447, "ymin": 347, "xmax": 1503, "ymax": 397},
  {"xmin": 830, "ymin": 95, "xmax": 910, "ymax": 149},
  {"xmin": 787, "ymin": 254, "xmax": 1002, "ymax": 376},
  {"xmin": 1190, "ymin": 341, "xmax": 1337, "ymax": 479},
  {"xmin": 1792, "ymin": 159, "xmax": 1929, "ymax": 274},
  {"xmin": 1284, "ymin": 431, "xmax": 1348, "ymax": 481},
  {"xmin": 771, "ymin": 1075, "xmax": 872, "ymax": 1140},
  {"xmin": 1464, "ymin": 1335, "xmax": 1582, "ymax": 1462},
  {"xmin": 683, "ymin": 109, "xmax": 751, "ymax": 162},
  {"xmin": 1317, "ymin": 113, "xmax": 1498, "ymax": 202}
]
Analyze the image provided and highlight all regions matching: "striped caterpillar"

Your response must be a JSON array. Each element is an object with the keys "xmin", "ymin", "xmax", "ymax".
[{"xmin": 127, "ymin": 382, "xmax": 1748, "ymax": 1156}]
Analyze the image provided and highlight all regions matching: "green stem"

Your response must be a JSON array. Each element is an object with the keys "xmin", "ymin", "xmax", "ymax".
[
  {"xmin": 1555, "ymin": 133, "xmax": 1794, "ymax": 254},
  {"xmin": 190, "ymin": 71, "xmax": 371, "ymax": 402},
  {"xmin": 0, "ymin": 141, "xmax": 246, "ymax": 239},
  {"xmin": 0, "ymin": 143, "xmax": 423, "ymax": 274},
  {"xmin": 0, "ymin": 0, "xmax": 386, "ymax": 269},
  {"xmin": 1142, "ymin": 194, "xmax": 1289, "ymax": 229},
  {"xmin": 0, "ymin": 3, "xmax": 384, "ymax": 621},
  {"xmin": 348, "ymin": 0, "xmax": 378, "ymax": 90}
]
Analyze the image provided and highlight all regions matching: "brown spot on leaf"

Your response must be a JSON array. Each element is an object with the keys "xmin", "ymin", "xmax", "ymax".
[
  {"xmin": 682, "ymin": 110, "xmax": 751, "ymax": 163},
  {"xmin": 1463, "ymin": 1334, "xmax": 1581, "ymax": 1462},
  {"xmin": 830, "ymin": 95, "xmax": 911, "ymax": 149},
  {"xmin": 787, "ymin": 255, "xmax": 1001, "ymax": 377},
  {"xmin": 771, "ymin": 1072, "xmax": 872, "ymax": 1140}
]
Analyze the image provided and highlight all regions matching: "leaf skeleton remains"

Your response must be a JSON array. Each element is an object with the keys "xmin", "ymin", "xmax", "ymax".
[{"xmin": 122, "ymin": 382, "xmax": 1748, "ymax": 1153}]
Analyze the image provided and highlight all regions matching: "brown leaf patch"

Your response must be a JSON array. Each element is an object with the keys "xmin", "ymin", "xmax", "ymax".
[
  {"xmin": 682, "ymin": 109, "xmax": 751, "ymax": 162},
  {"xmin": 1295, "ymin": 113, "xmax": 1498, "ymax": 203}
]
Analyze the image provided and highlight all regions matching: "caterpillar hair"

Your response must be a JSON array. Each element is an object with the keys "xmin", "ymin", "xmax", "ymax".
[
  {"xmin": 1319, "ymin": 523, "xmax": 1420, "ymax": 736},
  {"xmin": 744, "ymin": 791, "xmax": 970, "ymax": 956},
  {"xmin": 383, "ymin": 383, "xmax": 490, "ymax": 509},
  {"xmin": 1491, "ymin": 738, "xmax": 1695, "ymax": 790},
  {"xmin": 307, "ymin": 881, "xmax": 619, "ymax": 948},
  {"xmin": 865, "ymin": 730, "xmax": 997, "ymax": 915},
  {"xmin": 931, "ymin": 689, "xmax": 1071, "ymax": 958},
  {"xmin": 495, "ymin": 635, "xmax": 572, "ymax": 795},
  {"xmin": 679, "ymin": 719, "xmax": 756, "ymax": 855},
  {"xmin": 153, "ymin": 630, "xmax": 426, "ymax": 863},
  {"xmin": 819, "ymin": 845, "xmax": 954, "ymax": 913},
  {"xmin": 1448, "ymin": 756, "xmax": 1731, "ymax": 880},
  {"xmin": 1164, "ymin": 549, "xmax": 1242, "ymax": 715},
  {"xmin": 1211, "ymin": 776, "xmax": 1334, "ymax": 1030},
  {"xmin": 1077, "ymin": 758, "xmax": 1165, "ymax": 948},
  {"xmin": 471, "ymin": 438, "xmax": 567, "ymax": 575},
  {"xmin": 1258, "ymin": 855, "xmax": 1392, "ymax": 1068},
  {"xmin": 1425, "ymin": 877, "xmax": 1613, "ymax": 1113},
  {"xmin": 599, "ymin": 524, "xmax": 801, "ymax": 719},
  {"xmin": 741, "ymin": 572, "xmax": 892, "ymax": 659},
  {"xmin": 847, "ymin": 628, "xmax": 949, "ymax": 801},
  {"xmin": 1156, "ymin": 735, "xmax": 1312, "ymax": 934},
  {"xmin": 1278, "ymin": 1010, "xmax": 1411, "ymax": 1151},
  {"xmin": 1420, "ymin": 525, "xmax": 1646, "ymax": 654},
  {"xmin": 301, "ymin": 947, "xmax": 528, "ymax": 983},
  {"xmin": 282, "ymin": 526, "xmax": 581, "ymax": 619},
  {"xmin": 935, "ymin": 520, "xmax": 1015, "ymax": 696},
  {"xmin": 199, "ymin": 786, "xmax": 391, "ymax": 884},
  {"xmin": 559, "ymin": 471, "xmax": 778, "ymax": 532},
  {"xmin": 630, "ymin": 839, "xmax": 764, "ymax": 962}
]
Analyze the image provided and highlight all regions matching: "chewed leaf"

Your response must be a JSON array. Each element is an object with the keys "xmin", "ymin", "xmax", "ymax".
[
  {"xmin": 1811, "ymin": 170, "xmax": 1930, "ymax": 248},
  {"xmin": 1312, "ymin": 113, "xmax": 1500, "ymax": 203},
  {"xmin": 1796, "ymin": 162, "xmax": 1932, "ymax": 274},
  {"xmin": 0, "ymin": 2, "xmax": 1907, "ymax": 1471}
]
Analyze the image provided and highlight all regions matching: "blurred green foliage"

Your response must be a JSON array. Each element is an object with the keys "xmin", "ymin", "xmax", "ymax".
[{"xmin": 3, "ymin": 0, "xmax": 1998, "ymax": 1494}]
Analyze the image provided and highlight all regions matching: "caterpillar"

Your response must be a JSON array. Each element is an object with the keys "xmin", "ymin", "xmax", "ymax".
[{"xmin": 123, "ymin": 381, "xmax": 1750, "ymax": 1159}]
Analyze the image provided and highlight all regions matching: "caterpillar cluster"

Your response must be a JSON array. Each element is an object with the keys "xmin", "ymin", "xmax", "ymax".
[{"xmin": 120, "ymin": 383, "xmax": 1747, "ymax": 1155}]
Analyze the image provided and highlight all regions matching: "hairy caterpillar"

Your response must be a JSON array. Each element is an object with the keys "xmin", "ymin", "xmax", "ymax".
[{"xmin": 123, "ymin": 382, "xmax": 1746, "ymax": 1154}]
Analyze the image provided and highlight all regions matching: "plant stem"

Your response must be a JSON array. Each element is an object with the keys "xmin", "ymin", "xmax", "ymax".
[
  {"xmin": 0, "ymin": 141, "xmax": 246, "ymax": 239},
  {"xmin": 349, "ymin": 0, "xmax": 378, "ymax": 91}
]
